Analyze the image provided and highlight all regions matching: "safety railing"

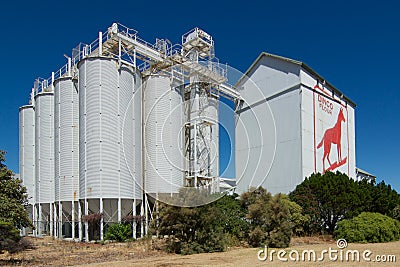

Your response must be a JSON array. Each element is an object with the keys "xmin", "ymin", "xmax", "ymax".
[
  {"xmin": 115, "ymin": 23, "xmax": 138, "ymax": 39},
  {"xmin": 54, "ymin": 64, "xmax": 69, "ymax": 80},
  {"xmin": 32, "ymin": 22, "xmax": 235, "ymax": 96},
  {"xmin": 182, "ymin": 27, "xmax": 213, "ymax": 47}
]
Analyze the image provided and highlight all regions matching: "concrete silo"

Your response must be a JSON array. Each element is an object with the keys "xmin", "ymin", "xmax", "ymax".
[
  {"xmin": 19, "ymin": 103, "xmax": 35, "ymax": 235},
  {"xmin": 78, "ymin": 57, "xmax": 142, "ymax": 241},
  {"xmin": 143, "ymin": 75, "xmax": 185, "ymax": 197},
  {"xmin": 54, "ymin": 76, "xmax": 79, "ymax": 239},
  {"xmin": 34, "ymin": 90, "xmax": 55, "ymax": 236}
]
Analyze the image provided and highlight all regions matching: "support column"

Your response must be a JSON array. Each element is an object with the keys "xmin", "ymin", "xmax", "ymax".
[
  {"xmin": 54, "ymin": 203, "xmax": 58, "ymax": 238},
  {"xmin": 140, "ymin": 200, "xmax": 144, "ymax": 238},
  {"xmin": 78, "ymin": 201, "xmax": 82, "ymax": 241},
  {"xmin": 133, "ymin": 199, "xmax": 136, "ymax": 239},
  {"xmin": 38, "ymin": 204, "xmax": 42, "ymax": 237},
  {"xmin": 84, "ymin": 199, "xmax": 89, "ymax": 242},
  {"xmin": 59, "ymin": 202, "xmax": 63, "ymax": 239},
  {"xmin": 144, "ymin": 194, "xmax": 148, "ymax": 235},
  {"xmin": 50, "ymin": 203, "xmax": 53, "ymax": 236},
  {"xmin": 118, "ymin": 198, "xmax": 121, "ymax": 222},
  {"xmin": 33, "ymin": 204, "xmax": 37, "ymax": 237},
  {"xmin": 100, "ymin": 198, "xmax": 103, "ymax": 241},
  {"xmin": 72, "ymin": 201, "xmax": 75, "ymax": 239},
  {"xmin": 155, "ymin": 196, "xmax": 159, "ymax": 237}
]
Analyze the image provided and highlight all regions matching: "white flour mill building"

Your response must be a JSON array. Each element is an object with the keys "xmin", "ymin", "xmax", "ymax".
[{"xmin": 235, "ymin": 53, "xmax": 356, "ymax": 194}]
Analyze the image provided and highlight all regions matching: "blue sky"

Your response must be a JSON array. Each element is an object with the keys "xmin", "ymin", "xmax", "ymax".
[{"xmin": 1, "ymin": 1, "xmax": 399, "ymax": 191}]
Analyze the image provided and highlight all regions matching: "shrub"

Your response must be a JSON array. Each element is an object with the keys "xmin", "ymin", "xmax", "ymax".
[
  {"xmin": 248, "ymin": 226, "xmax": 266, "ymax": 247},
  {"xmin": 335, "ymin": 212, "xmax": 400, "ymax": 243},
  {"xmin": 153, "ymin": 191, "xmax": 248, "ymax": 255},
  {"xmin": 0, "ymin": 220, "xmax": 21, "ymax": 253},
  {"xmin": 0, "ymin": 220, "xmax": 33, "ymax": 254},
  {"xmin": 242, "ymin": 190, "xmax": 293, "ymax": 248},
  {"xmin": 104, "ymin": 223, "xmax": 132, "ymax": 242}
]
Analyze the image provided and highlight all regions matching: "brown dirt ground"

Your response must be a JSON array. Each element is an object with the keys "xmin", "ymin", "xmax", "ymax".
[{"xmin": 1, "ymin": 236, "xmax": 399, "ymax": 266}]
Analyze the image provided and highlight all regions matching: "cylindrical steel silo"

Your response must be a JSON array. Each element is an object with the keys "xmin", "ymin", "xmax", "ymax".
[
  {"xmin": 19, "ymin": 104, "xmax": 36, "ymax": 235},
  {"xmin": 19, "ymin": 105, "xmax": 35, "ymax": 205},
  {"xmin": 54, "ymin": 76, "xmax": 79, "ymax": 239},
  {"xmin": 34, "ymin": 91, "xmax": 55, "ymax": 236},
  {"xmin": 144, "ymin": 75, "xmax": 184, "ymax": 196},
  {"xmin": 78, "ymin": 57, "xmax": 142, "ymax": 241}
]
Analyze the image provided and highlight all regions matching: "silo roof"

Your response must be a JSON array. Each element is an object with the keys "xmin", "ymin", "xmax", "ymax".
[{"xmin": 238, "ymin": 52, "xmax": 356, "ymax": 107}]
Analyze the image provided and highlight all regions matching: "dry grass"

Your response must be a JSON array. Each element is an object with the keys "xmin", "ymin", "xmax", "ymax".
[
  {"xmin": 0, "ymin": 237, "xmax": 167, "ymax": 266},
  {"xmin": 1, "ymin": 236, "xmax": 399, "ymax": 266}
]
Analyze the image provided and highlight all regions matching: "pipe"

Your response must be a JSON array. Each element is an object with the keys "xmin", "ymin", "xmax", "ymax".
[{"xmin": 99, "ymin": 32, "xmax": 103, "ymax": 56}]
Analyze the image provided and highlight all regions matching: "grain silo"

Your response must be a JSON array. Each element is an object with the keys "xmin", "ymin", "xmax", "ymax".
[
  {"xmin": 54, "ymin": 76, "xmax": 79, "ymax": 239},
  {"xmin": 19, "ymin": 23, "xmax": 241, "ymax": 240},
  {"xmin": 78, "ymin": 56, "xmax": 142, "ymax": 241},
  {"xmin": 34, "ymin": 90, "xmax": 55, "ymax": 236},
  {"xmin": 19, "ymin": 103, "xmax": 35, "ymax": 235},
  {"xmin": 143, "ymin": 75, "xmax": 185, "ymax": 197}
]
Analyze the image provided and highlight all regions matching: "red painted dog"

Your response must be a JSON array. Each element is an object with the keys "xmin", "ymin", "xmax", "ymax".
[{"xmin": 317, "ymin": 108, "xmax": 346, "ymax": 172}]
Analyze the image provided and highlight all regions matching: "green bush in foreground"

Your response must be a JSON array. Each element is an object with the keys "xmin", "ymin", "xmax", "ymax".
[
  {"xmin": 104, "ymin": 223, "xmax": 132, "ymax": 242},
  {"xmin": 335, "ymin": 212, "xmax": 400, "ymax": 243},
  {"xmin": 0, "ymin": 220, "xmax": 21, "ymax": 253}
]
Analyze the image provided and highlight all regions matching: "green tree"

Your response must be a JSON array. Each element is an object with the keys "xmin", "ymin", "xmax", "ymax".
[
  {"xmin": 241, "ymin": 188, "xmax": 297, "ymax": 248},
  {"xmin": 0, "ymin": 220, "xmax": 22, "ymax": 253},
  {"xmin": 281, "ymin": 195, "xmax": 310, "ymax": 236},
  {"xmin": 266, "ymin": 194, "xmax": 292, "ymax": 247},
  {"xmin": 370, "ymin": 181, "xmax": 399, "ymax": 217},
  {"xmin": 213, "ymin": 193, "xmax": 249, "ymax": 241},
  {"xmin": 290, "ymin": 171, "xmax": 400, "ymax": 235},
  {"xmin": 393, "ymin": 205, "xmax": 400, "ymax": 221},
  {"xmin": 0, "ymin": 150, "xmax": 33, "ymax": 253},
  {"xmin": 288, "ymin": 179, "xmax": 321, "ymax": 235},
  {"xmin": 241, "ymin": 187, "xmax": 270, "ymax": 246},
  {"xmin": 154, "ymin": 189, "xmax": 226, "ymax": 254},
  {"xmin": 289, "ymin": 172, "xmax": 365, "ymax": 234}
]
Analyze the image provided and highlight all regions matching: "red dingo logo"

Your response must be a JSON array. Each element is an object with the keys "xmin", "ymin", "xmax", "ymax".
[{"xmin": 317, "ymin": 108, "xmax": 347, "ymax": 173}]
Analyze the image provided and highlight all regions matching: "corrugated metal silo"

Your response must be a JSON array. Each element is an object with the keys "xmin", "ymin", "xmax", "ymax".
[
  {"xmin": 144, "ymin": 75, "xmax": 184, "ymax": 195},
  {"xmin": 55, "ymin": 77, "xmax": 79, "ymax": 202},
  {"xmin": 19, "ymin": 105, "xmax": 35, "ymax": 205},
  {"xmin": 128, "ymin": 69, "xmax": 143, "ymax": 200},
  {"xmin": 19, "ymin": 104, "xmax": 36, "ymax": 236},
  {"xmin": 34, "ymin": 91, "xmax": 55, "ymax": 236},
  {"xmin": 78, "ymin": 57, "xmax": 142, "ymax": 240},
  {"xmin": 54, "ymin": 76, "xmax": 79, "ymax": 238}
]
